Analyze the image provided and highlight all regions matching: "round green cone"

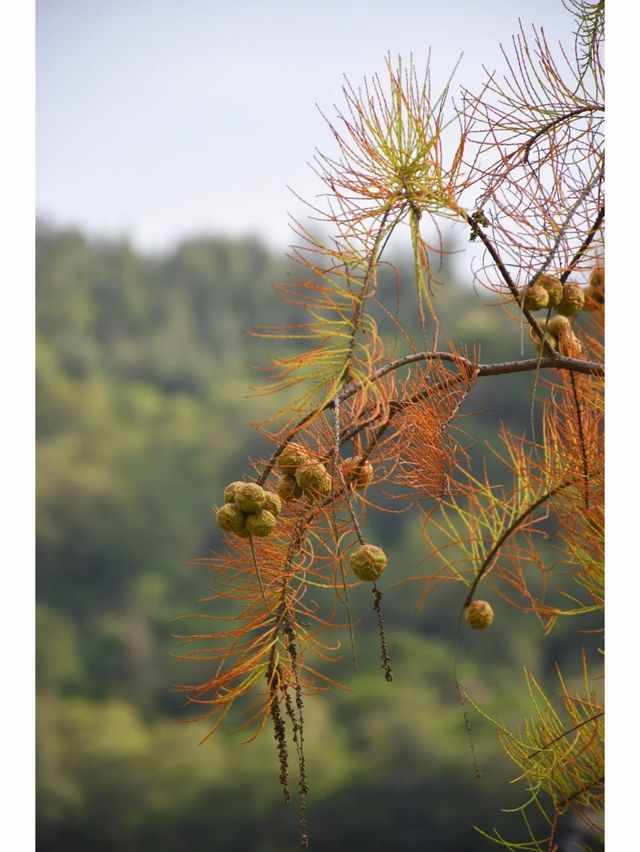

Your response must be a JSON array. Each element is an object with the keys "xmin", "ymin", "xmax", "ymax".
[
  {"xmin": 464, "ymin": 600, "xmax": 494, "ymax": 629},
  {"xmin": 216, "ymin": 503, "xmax": 248, "ymax": 536},
  {"xmin": 350, "ymin": 544, "xmax": 387, "ymax": 581}
]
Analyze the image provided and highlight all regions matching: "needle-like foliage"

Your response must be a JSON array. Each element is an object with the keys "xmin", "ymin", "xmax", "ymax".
[{"xmin": 177, "ymin": 4, "xmax": 605, "ymax": 847}]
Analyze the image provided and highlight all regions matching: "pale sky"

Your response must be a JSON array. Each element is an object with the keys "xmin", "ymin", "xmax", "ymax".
[{"xmin": 37, "ymin": 0, "xmax": 576, "ymax": 251}]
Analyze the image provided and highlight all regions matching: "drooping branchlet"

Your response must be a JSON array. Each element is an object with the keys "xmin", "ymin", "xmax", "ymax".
[{"xmin": 372, "ymin": 585, "xmax": 393, "ymax": 682}]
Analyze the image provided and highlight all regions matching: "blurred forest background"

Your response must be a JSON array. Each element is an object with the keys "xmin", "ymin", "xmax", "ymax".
[{"xmin": 36, "ymin": 220, "xmax": 599, "ymax": 851}]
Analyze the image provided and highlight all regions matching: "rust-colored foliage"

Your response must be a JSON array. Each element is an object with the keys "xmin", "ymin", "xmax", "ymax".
[{"xmin": 177, "ymin": 2, "xmax": 604, "ymax": 847}]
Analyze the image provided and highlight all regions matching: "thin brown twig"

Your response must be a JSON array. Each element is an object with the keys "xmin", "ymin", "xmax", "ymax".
[
  {"xmin": 463, "ymin": 480, "xmax": 574, "ymax": 608},
  {"xmin": 560, "ymin": 205, "xmax": 605, "ymax": 283},
  {"xmin": 526, "ymin": 711, "xmax": 604, "ymax": 759},
  {"xmin": 257, "ymin": 352, "xmax": 603, "ymax": 485}
]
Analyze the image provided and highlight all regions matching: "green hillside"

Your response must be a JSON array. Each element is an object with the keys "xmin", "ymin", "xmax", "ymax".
[{"xmin": 36, "ymin": 222, "xmax": 597, "ymax": 850}]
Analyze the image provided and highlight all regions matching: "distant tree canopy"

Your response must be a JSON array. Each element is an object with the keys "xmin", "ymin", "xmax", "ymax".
[{"xmin": 37, "ymin": 214, "xmax": 596, "ymax": 850}]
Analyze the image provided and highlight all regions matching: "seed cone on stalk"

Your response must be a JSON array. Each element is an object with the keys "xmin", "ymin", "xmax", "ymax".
[
  {"xmin": 276, "ymin": 475, "xmax": 303, "ymax": 502},
  {"xmin": 246, "ymin": 509, "xmax": 277, "ymax": 537},
  {"xmin": 263, "ymin": 491, "xmax": 282, "ymax": 517},
  {"xmin": 277, "ymin": 443, "xmax": 310, "ymax": 476},
  {"xmin": 216, "ymin": 503, "xmax": 248, "ymax": 536},
  {"xmin": 464, "ymin": 600, "xmax": 494, "ymax": 630},
  {"xmin": 547, "ymin": 315, "xmax": 582, "ymax": 357},
  {"xmin": 234, "ymin": 483, "xmax": 267, "ymax": 514},
  {"xmin": 585, "ymin": 266, "xmax": 604, "ymax": 310},
  {"xmin": 218, "ymin": 481, "xmax": 280, "ymax": 538},
  {"xmin": 350, "ymin": 544, "xmax": 388, "ymax": 581},
  {"xmin": 528, "ymin": 320, "xmax": 557, "ymax": 354},
  {"xmin": 224, "ymin": 481, "xmax": 245, "ymax": 503}
]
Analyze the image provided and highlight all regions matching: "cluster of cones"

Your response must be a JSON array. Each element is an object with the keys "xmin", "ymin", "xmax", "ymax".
[
  {"xmin": 523, "ymin": 267, "xmax": 604, "ymax": 356},
  {"xmin": 216, "ymin": 482, "xmax": 282, "ymax": 539},
  {"xmin": 274, "ymin": 444, "xmax": 375, "ymax": 503},
  {"xmin": 216, "ymin": 443, "xmax": 387, "ymax": 583}
]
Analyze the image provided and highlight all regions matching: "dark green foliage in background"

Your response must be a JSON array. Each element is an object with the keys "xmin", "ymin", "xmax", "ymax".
[{"xmin": 36, "ymin": 222, "xmax": 595, "ymax": 850}]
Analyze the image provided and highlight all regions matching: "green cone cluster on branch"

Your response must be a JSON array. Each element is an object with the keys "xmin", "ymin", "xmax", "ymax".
[
  {"xmin": 342, "ymin": 456, "xmax": 374, "ymax": 490},
  {"xmin": 528, "ymin": 315, "xmax": 583, "ymax": 357},
  {"xmin": 350, "ymin": 544, "xmax": 388, "ymax": 582},
  {"xmin": 521, "ymin": 275, "xmax": 585, "ymax": 316},
  {"xmin": 216, "ymin": 481, "xmax": 282, "ymax": 538},
  {"xmin": 555, "ymin": 283, "xmax": 585, "ymax": 317},
  {"xmin": 520, "ymin": 272, "xmax": 600, "ymax": 355},
  {"xmin": 275, "ymin": 443, "xmax": 333, "ymax": 501},
  {"xmin": 464, "ymin": 600, "xmax": 494, "ymax": 630},
  {"xmin": 522, "ymin": 282, "xmax": 550, "ymax": 311},
  {"xmin": 537, "ymin": 273, "xmax": 564, "ymax": 308}
]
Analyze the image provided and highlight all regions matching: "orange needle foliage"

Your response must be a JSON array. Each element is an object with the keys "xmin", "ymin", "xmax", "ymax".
[{"xmin": 177, "ymin": 3, "xmax": 604, "ymax": 847}]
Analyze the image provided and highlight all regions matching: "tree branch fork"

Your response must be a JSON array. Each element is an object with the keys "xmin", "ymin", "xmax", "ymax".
[{"xmin": 258, "ymin": 349, "xmax": 603, "ymax": 485}]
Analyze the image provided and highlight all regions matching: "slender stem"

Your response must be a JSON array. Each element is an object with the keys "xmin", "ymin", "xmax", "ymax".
[
  {"xmin": 569, "ymin": 372, "xmax": 590, "ymax": 509},
  {"xmin": 530, "ymin": 169, "xmax": 603, "ymax": 285},
  {"xmin": 463, "ymin": 481, "xmax": 573, "ymax": 608},
  {"xmin": 371, "ymin": 584, "xmax": 393, "ymax": 682},
  {"xmin": 555, "ymin": 775, "xmax": 604, "ymax": 811},
  {"xmin": 520, "ymin": 106, "xmax": 603, "ymax": 164},
  {"xmin": 343, "ymin": 209, "xmax": 392, "ymax": 374},
  {"xmin": 463, "ymin": 212, "xmax": 556, "ymax": 355},
  {"xmin": 560, "ymin": 206, "xmax": 605, "ymax": 283},
  {"xmin": 331, "ymin": 395, "xmax": 359, "ymax": 666},
  {"xmin": 526, "ymin": 711, "xmax": 604, "ymax": 759}
]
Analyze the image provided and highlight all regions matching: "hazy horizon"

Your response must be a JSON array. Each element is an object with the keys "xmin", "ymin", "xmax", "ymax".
[{"xmin": 37, "ymin": 0, "xmax": 575, "ymax": 252}]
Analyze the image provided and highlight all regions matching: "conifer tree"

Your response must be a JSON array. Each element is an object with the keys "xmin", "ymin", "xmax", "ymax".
[{"xmin": 175, "ymin": 2, "xmax": 604, "ymax": 847}]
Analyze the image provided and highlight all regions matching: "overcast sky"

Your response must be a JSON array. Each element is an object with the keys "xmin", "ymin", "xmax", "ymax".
[{"xmin": 37, "ymin": 0, "xmax": 576, "ymax": 252}]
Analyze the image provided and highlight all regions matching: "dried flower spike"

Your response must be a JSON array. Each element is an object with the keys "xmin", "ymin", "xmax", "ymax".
[{"xmin": 464, "ymin": 600, "xmax": 494, "ymax": 630}]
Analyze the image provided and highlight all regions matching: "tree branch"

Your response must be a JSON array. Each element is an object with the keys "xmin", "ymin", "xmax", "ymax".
[
  {"xmin": 463, "ymin": 212, "xmax": 556, "ymax": 355},
  {"xmin": 519, "ymin": 106, "xmax": 603, "ymax": 165},
  {"xmin": 257, "ymin": 351, "xmax": 603, "ymax": 485},
  {"xmin": 560, "ymin": 205, "xmax": 605, "ymax": 283},
  {"xmin": 463, "ymin": 480, "xmax": 574, "ymax": 608}
]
